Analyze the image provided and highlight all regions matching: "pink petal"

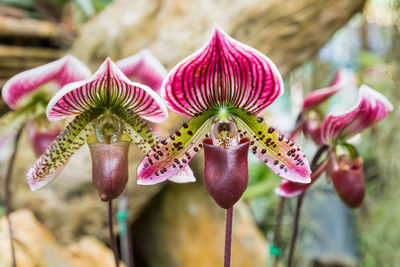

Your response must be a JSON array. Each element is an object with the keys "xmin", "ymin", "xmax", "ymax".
[
  {"xmin": 162, "ymin": 25, "xmax": 283, "ymax": 118},
  {"xmin": 228, "ymin": 108, "xmax": 311, "ymax": 184},
  {"xmin": 2, "ymin": 55, "xmax": 91, "ymax": 110},
  {"xmin": 46, "ymin": 57, "xmax": 168, "ymax": 123},
  {"xmin": 137, "ymin": 111, "xmax": 217, "ymax": 185},
  {"xmin": 302, "ymin": 69, "xmax": 357, "ymax": 111},
  {"xmin": 275, "ymin": 156, "xmax": 328, "ymax": 197},
  {"xmin": 27, "ymin": 109, "xmax": 102, "ymax": 191},
  {"xmin": 117, "ymin": 49, "xmax": 167, "ymax": 92},
  {"xmin": 321, "ymin": 85, "xmax": 393, "ymax": 143}
]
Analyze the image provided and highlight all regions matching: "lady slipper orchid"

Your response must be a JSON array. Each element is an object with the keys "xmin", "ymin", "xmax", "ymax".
[
  {"xmin": 276, "ymin": 85, "xmax": 393, "ymax": 208},
  {"xmin": 137, "ymin": 26, "xmax": 311, "ymax": 209},
  {"xmin": 117, "ymin": 49, "xmax": 168, "ymax": 92},
  {"xmin": 0, "ymin": 55, "xmax": 91, "ymax": 156},
  {"xmin": 299, "ymin": 69, "xmax": 357, "ymax": 144},
  {"xmin": 26, "ymin": 57, "xmax": 171, "ymax": 201}
]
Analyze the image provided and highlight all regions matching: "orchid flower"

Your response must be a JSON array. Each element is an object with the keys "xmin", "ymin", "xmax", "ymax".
[
  {"xmin": 276, "ymin": 85, "xmax": 393, "ymax": 207},
  {"xmin": 297, "ymin": 69, "xmax": 357, "ymax": 144},
  {"xmin": 26, "ymin": 57, "xmax": 171, "ymax": 201},
  {"xmin": 137, "ymin": 26, "xmax": 311, "ymax": 209},
  {"xmin": 117, "ymin": 48, "xmax": 168, "ymax": 92},
  {"xmin": 0, "ymin": 55, "xmax": 91, "ymax": 156}
]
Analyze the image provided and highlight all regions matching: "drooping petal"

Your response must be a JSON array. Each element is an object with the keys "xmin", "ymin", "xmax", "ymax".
[
  {"xmin": 275, "ymin": 155, "xmax": 329, "ymax": 197},
  {"xmin": 2, "ymin": 55, "xmax": 91, "ymax": 110},
  {"xmin": 46, "ymin": 58, "xmax": 168, "ymax": 123},
  {"xmin": 0, "ymin": 110, "xmax": 32, "ymax": 149},
  {"xmin": 26, "ymin": 109, "xmax": 102, "ymax": 191},
  {"xmin": 137, "ymin": 109, "xmax": 218, "ymax": 185},
  {"xmin": 112, "ymin": 107, "xmax": 157, "ymax": 153},
  {"xmin": 167, "ymin": 165, "xmax": 196, "ymax": 183},
  {"xmin": 162, "ymin": 25, "xmax": 283, "ymax": 118},
  {"xmin": 117, "ymin": 49, "xmax": 167, "ymax": 92},
  {"xmin": 321, "ymin": 85, "xmax": 393, "ymax": 143},
  {"xmin": 302, "ymin": 69, "xmax": 357, "ymax": 111},
  {"xmin": 228, "ymin": 107, "xmax": 311, "ymax": 183}
]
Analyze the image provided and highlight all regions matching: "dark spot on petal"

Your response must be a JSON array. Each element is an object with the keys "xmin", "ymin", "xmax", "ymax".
[
  {"xmin": 268, "ymin": 127, "xmax": 275, "ymax": 133},
  {"xmin": 183, "ymin": 123, "xmax": 188, "ymax": 128},
  {"xmin": 257, "ymin": 117, "xmax": 264, "ymax": 123}
]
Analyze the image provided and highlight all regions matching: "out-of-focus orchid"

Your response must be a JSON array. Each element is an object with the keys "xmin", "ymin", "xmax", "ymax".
[
  {"xmin": 276, "ymin": 85, "xmax": 393, "ymax": 208},
  {"xmin": 137, "ymin": 26, "xmax": 311, "ymax": 209},
  {"xmin": 295, "ymin": 69, "xmax": 357, "ymax": 144},
  {"xmin": 117, "ymin": 49, "xmax": 168, "ymax": 93},
  {"xmin": 0, "ymin": 55, "xmax": 92, "ymax": 156},
  {"xmin": 26, "ymin": 57, "xmax": 171, "ymax": 201}
]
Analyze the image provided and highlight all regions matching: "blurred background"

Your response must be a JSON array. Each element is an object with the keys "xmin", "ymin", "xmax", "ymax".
[{"xmin": 0, "ymin": 0, "xmax": 398, "ymax": 266}]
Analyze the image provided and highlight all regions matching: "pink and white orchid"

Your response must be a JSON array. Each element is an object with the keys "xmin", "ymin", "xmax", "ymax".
[
  {"xmin": 137, "ymin": 26, "xmax": 311, "ymax": 208},
  {"xmin": 300, "ymin": 69, "xmax": 357, "ymax": 144},
  {"xmin": 276, "ymin": 85, "xmax": 393, "ymax": 207},
  {"xmin": 26, "ymin": 57, "xmax": 170, "ymax": 200},
  {"xmin": 117, "ymin": 49, "xmax": 167, "ymax": 92},
  {"xmin": 0, "ymin": 55, "xmax": 91, "ymax": 156}
]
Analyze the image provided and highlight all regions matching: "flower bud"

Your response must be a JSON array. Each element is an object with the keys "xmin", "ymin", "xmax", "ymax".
[
  {"xmin": 203, "ymin": 138, "xmax": 249, "ymax": 209},
  {"xmin": 327, "ymin": 155, "xmax": 365, "ymax": 208},
  {"xmin": 88, "ymin": 141, "xmax": 130, "ymax": 201}
]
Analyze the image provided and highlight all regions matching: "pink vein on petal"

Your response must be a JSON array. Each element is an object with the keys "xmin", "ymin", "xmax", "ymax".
[
  {"xmin": 117, "ymin": 49, "xmax": 167, "ymax": 92},
  {"xmin": 2, "ymin": 55, "xmax": 91, "ymax": 109},
  {"xmin": 161, "ymin": 25, "xmax": 284, "ymax": 118},
  {"xmin": 321, "ymin": 84, "xmax": 393, "ymax": 143},
  {"xmin": 46, "ymin": 57, "xmax": 168, "ymax": 123}
]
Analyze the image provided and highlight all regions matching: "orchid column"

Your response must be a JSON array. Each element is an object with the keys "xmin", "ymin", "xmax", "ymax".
[{"xmin": 138, "ymin": 26, "xmax": 311, "ymax": 267}]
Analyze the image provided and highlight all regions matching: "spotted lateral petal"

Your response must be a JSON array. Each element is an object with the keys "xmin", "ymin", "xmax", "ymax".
[
  {"xmin": 112, "ymin": 107, "xmax": 157, "ymax": 153},
  {"xmin": 162, "ymin": 25, "xmax": 283, "ymax": 118},
  {"xmin": 228, "ymin": 108, "xmax": 311, "ymax": 183},
  {"xmin": 137, "ymin": 109, "xmax": 218, "ymax": 185},
  {"xmin": 302, "ymin": 69, "xmax": 356, "ymax": 111},
  {"xmin": 2, "ymin": 55, "xmax": 91, "ymax": 110},
  {"xmin": 26, "ymin": 109, "xmax": 102, "ymax": 191},
  {"xmin": 47, "ymin": 58, "xmax": 167, "ymax": 123},
  {"xmin": 321, "ymin": 85, "xmax": 393, "ymax": 143},
  {"xmin": 0, "ymin": 110, "xmax": 32, "ymax": 149},
  {"xmin": 117, "ymin": 49, "xmax": 167, "ymax": 92}
]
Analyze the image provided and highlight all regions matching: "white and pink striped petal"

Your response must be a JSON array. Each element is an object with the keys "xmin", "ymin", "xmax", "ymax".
[
  {"xmin": 302, "ymin": 69, "xmax": 357, "ymax": 111},
  {"xmin": 46, "ymin": 58, "xmax": 168, "ymax": 123},
  {"xmin": 117, "ymin": 49, "xmax": 167, "ymax": 92},
  {"xmin": 2, "ymin": 55, "xmax": 91, "ymax": 110},
  {"xmin": 321, "ymin": 85, "xmax": 393, "ymax": 143},
  {"xmin": 162, "ymin": 25, "xmax": 283, "ymax": 118}
]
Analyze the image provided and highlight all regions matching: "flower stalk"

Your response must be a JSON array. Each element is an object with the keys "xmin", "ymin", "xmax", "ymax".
[
  {"xmin": 4, "ymin": 126, "xmax": 23, "ymax": 267},
  {"xmin": 286, "ymin": 192, "xmax": 305, "ymax": 267},
  {"xmin": 108, "ymin": 200, "xmax": 120, "ymax": 267},
  {"xmin": 224, "ymin": 207, "xmax": 233, "ymax": 267}
]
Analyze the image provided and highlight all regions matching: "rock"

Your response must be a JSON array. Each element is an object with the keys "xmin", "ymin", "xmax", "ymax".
[
  {"xmin": 0, "ymin": 209, "xmax": 122, "ymax": 267},
  {"xmin": 133, "ymin": 182, "xmax": 269, "ymax": 267},
  {"xmin": 71, "ymin": 0, "xmax": 365, "ymax": 75}
]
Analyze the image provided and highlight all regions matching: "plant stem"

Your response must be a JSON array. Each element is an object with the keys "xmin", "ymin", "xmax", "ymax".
[
  {"xmin": 286, "ymin": 193, "xmax": 305, "ymax": 267},
  {"xmin": 108, "ymin": 200, "xmax": 119, "ymax": 267},
  {"xmin": 118, "ymin": 190, "xmax": 134, "ymax": 267},
  {"xmin": 4, "ymin": 127, "xmax": 23, "ymax": 267},
  {"xmin": 272, "ymin": 197, "xmax": 285, "ymax": 267},
  {"xmin": 224, "ymin": 207, "xmax": 233, "ymax": 267}
]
